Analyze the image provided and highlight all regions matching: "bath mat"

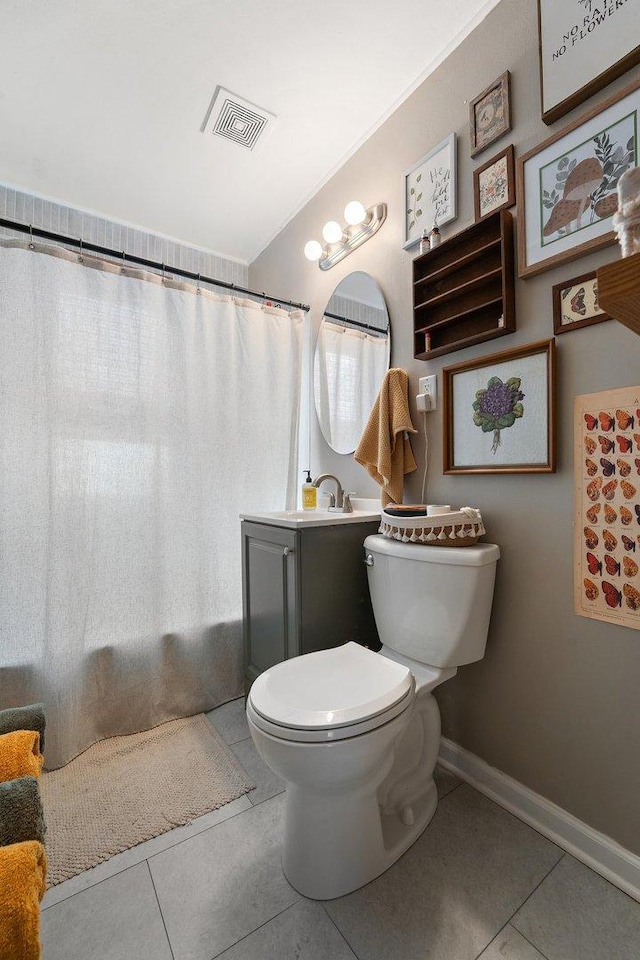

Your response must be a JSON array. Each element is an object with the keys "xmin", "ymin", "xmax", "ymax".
[{"xmin": 40, "ymin": 714, "xmax": 254, "ymax": 885}]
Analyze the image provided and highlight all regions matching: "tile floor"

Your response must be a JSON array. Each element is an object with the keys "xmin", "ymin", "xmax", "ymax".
[{"xmin": 41, "ymin": 698, "xmax": 640, "ymax": 960}]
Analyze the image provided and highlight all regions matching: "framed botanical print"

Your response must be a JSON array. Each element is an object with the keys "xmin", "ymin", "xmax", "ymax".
[
  {"xmin": 442, "ymin": 339, "xmax": 556, "ymax": 475},
  {"xmin": 469, "ymin": 72, "xmax": 511, "ymax": 158},
  {"xmin": 473, "ymin": 145, "xmax": 515, "ymax": 222},
  {"xmin": 538, "ymin": 0, "xmax": 640, "ymax": 125},
  {"xmin": 552, "ymin": 270, "xmax": 611, "ymax": 334},
  {"xmin": 517, "ymin": 78, "xmax": 640, "ymax": 278},
  {"xmin": 403, "ymin": 134, "xmax": 457, "ymax": 249}
]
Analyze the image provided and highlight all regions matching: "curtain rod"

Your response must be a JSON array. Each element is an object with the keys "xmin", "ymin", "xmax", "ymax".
[
  {"xmin": 0, "ymin": 218, "xmax": 311, "ymax": 313},
  {"xmin": 323, "ymin": 309, "xmax": 388, "ymax": 335}
]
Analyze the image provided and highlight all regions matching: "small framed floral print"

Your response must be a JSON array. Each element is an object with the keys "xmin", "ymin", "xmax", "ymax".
[
  {"xmin": 469, "ymin": 72, "xmax": 512, "ymax": 158},
  {"xmin": 552, "ymin": 270, "xmax": 611, "ymax": 335},
  {"xmin": 442, "ymin": 339, "xmax": 556, "ymax": 474},
  {"xmin": 473, "ymin": 145, "xmax": 515, "ymax": 222}
]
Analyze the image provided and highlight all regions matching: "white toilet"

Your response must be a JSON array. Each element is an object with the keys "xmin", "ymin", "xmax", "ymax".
[{"xmin": 247, "ymin": 534, "xmax": 500, "ymax": 900}]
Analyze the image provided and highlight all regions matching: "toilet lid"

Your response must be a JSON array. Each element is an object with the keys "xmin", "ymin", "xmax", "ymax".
[{"xmin": 249, "ymin": 642, "xmax": 412, "ymax": 731}]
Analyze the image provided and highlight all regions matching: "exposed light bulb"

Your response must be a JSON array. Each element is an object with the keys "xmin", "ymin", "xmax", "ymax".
[
  {"xmin": 322, "ymin": 220, "xmax": 343, "ymax": 244},
  {"xmin": 304, "ymin": 240, "xmax": 323, "ymax": 261},
  {"xmin": 343, "ymin": 200, "xmax": 367, "ymax": 225}
]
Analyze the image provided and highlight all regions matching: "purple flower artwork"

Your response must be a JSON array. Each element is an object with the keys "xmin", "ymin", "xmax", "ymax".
[{"xmin": 472, "ymin": 376, "xmax": 525, "ymax": 454}]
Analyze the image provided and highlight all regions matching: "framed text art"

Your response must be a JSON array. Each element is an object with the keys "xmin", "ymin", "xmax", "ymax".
[
  {"xmin": 442, "ymin": 339, "xmax": 556, "ymax": 475},
  {"xmin": 403, "ymin": 134, "xmax": 457, "ymax": 249},
  {"xmin": 574, "ymin": 386, "xmax": 640, "ymax": 630},
  {"xmin": 538, "ymin": 0, "xmax": 640, "ymax": 125},
  {"xmin": 517, "ymin": 78, "xmax": 640, "ymax": 278},
  {"xmin": 552, "ymin": 270, "xmax": 611, "ymax": 334}
]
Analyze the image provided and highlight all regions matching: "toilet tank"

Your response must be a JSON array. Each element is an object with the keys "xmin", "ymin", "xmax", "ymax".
[{"xmin": 364, "ymin": 535, "xmax": 500, "ymax": 667}]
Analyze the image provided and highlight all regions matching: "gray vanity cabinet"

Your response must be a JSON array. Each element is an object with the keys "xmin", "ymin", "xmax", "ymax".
[{"xmin": 241, "ymin": 519, "xmax": 381, "ymax": 691}]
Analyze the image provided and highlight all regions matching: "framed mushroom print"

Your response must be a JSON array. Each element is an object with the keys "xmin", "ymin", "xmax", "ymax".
[
  {"xmin": 538, "ymin": 0, "xmax": 640, "ymax": 125},
  {"xmin": 442, "ymin": 339, "xmax": 556, "ymax": 475},
  {"xmin": 517, "ymin": 78, "xmax": 640, "ymax": 278}
]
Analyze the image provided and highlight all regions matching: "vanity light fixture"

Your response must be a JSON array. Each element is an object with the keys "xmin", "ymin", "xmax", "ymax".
[{"xmin": 304, "ymin": 200, "xmax": 387, "ymax": 270}]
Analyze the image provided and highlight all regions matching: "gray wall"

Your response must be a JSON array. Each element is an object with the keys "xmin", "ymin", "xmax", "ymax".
[
  {"xmin": 0, "ymin": 183, "xmax": 248, "ymax": 287},
  {"xmin": 251, "ymin": 0, "xmax": 640, "ymax": 854}
]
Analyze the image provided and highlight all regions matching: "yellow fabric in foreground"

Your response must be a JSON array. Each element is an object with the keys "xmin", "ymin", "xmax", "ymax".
[
  {"xmin": 0, "ymin": 840, "xmax": 47, "ymax": 960},
  {"xmin": 354, "ymin": 368, "xmax": 418, "ymax": 506},
  {"xmin": 0, "ymin": 731, "xmax": 44, "ymax": 784}
]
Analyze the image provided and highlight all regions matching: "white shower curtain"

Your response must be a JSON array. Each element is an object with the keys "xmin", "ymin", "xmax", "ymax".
[{"xmin": 0, "ymin": 243, "xmax": 303, "ymax": 768}]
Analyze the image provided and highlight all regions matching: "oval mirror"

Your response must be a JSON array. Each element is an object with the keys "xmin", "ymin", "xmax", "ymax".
[{"xmin": 314, "ymin": 271, "xmax": 390, "ymax": 455}]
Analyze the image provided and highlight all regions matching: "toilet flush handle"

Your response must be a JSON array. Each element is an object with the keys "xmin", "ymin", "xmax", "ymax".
[{"xmin": 364, "ymin": 553, "xmax": 374, "ymax": 567}]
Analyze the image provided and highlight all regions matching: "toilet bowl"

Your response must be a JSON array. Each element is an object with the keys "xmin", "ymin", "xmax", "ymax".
[{"xmin": 247, "ymin": 536, "xmax": 500, "ymax": 900}]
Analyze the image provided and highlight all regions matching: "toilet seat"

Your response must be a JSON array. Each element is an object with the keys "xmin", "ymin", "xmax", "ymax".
[{"xmin": 248, "ymin": 642, "xmax": 415, "ymax": 743}]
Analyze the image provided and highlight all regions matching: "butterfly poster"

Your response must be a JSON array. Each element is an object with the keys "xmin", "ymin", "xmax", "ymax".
[{"xmin": 575, "ymin": 386, "xmax": 640, "ymax": 630}]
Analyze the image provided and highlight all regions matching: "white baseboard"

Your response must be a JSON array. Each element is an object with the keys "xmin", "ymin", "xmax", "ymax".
[{"xmin": 438, "ymin": 737, "xmax": 640, "ymax": 904}]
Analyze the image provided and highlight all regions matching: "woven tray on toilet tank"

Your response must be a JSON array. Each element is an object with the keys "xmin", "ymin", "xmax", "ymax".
[{"xmin": 379, "ymin": 505, "xmax": 485, "ymax": 547}]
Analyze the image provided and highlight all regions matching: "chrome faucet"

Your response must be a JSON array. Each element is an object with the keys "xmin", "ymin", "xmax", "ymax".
[{"xmin": 312, "ymin": 473, "xmax": 353, "ymax": 513}]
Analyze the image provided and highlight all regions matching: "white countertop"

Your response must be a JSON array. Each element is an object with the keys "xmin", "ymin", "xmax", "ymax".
[{"xmin": 240, "ymin": 498, "xmax": 381, "ymax": 528}]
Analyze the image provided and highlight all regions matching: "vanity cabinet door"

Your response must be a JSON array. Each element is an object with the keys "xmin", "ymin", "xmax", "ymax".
[
  {"xmin": 241, "ymin": 519, "xmax": 381, "ymax": 692},
  {"xmin": 241, "ymin": 522, "xmax": 299, "ymax": 690}
]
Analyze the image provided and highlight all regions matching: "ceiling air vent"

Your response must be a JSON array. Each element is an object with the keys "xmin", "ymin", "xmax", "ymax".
[{"xmin": 202, "ymin": 87, "xmax": 276, "ymax": 151}]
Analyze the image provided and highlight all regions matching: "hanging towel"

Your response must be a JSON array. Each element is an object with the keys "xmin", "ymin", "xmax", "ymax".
[
  {"xmin": 354, "ymin": 368, "xmax": 418, "ymax": 506},
  {"xmin": 0, "ymin": 777, "xmax": 46, "ymax": 847},
  {"xmin": 0, "ymin": 840, "xmax": 47, "ymax": 960},
  {"xmin": 0, "ymin": 704, "xmax": 46, "ymax": 752},
  {"xmin": 0, "ymin": 732, "xmax": 44, "ymax": 784}
]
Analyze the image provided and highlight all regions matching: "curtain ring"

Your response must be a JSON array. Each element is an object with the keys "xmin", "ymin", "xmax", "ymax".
[
  {"xmin": 78, "ymin": 238, "xmax": 84, "ymax": 263},
  {"xmin": 196, "ymin": 272, "xmax": 201, "ymax": 295},
  {"xmin": 161, "ymin": 262, "xmax": 165, "ymax": 283},
  {"xmin": 121, "ymin": 250, "xmax": 126, "ymax": 274},
  {"xmin": 28, "ymin": 224, "xmax": 34, "ymax": 250}
]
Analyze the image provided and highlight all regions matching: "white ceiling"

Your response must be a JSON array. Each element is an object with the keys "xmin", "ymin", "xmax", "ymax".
[{"xmin": 0, "ymin": 0, "xmax": 500, "ymax": 264}]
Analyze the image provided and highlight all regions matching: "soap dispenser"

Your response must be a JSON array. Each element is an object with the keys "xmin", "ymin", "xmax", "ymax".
[{"xmin": 302, "ymin": 471, "xmax": 317, "ymax": 511}]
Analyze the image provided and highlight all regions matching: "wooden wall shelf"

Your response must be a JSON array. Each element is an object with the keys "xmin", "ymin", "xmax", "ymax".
[
  {"xmin": 597, "ymin": 253, "xmax": 640, "ymax": 336},
  {"xmin": 413, "ymin": 210, "xmax": 515, "ymax": 360}
]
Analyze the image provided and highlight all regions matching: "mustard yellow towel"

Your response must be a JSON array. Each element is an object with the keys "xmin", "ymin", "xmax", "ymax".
[
  {"xmin": 354, "ymin": 368, "xmax": 418, "ymax": 505},
  {"xmin": 0, "ymin": 731, "xmax": 44, "ymax": 784},
  {"xmin": 0, "ymin": 840, "xmax": 47, "ymax": 960}
]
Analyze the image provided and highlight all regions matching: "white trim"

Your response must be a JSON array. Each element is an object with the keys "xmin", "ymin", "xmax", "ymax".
[{"xmin": 439, "ymin": 737, "xmax": 640, "ymax": 904}]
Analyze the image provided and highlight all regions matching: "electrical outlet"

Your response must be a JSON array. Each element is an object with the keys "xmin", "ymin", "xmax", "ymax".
[{"xmin": 418, "ymin": 375, "xmax": 437, "ymax": 411}]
